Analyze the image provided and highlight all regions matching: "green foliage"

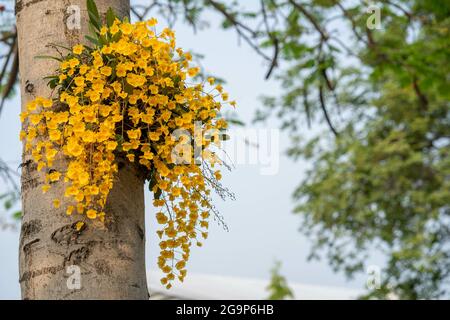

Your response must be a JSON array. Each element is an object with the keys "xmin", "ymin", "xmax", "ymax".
[
  {"xmin": 252, "ymin": 0, "xmax": 450, "ymax": 299},
  {"xmin": 266, "ymin": 261, "xmax": 294, "ymax": 300},
  {"xmin": 168, "ymin": 0, "xmax": 448, "ymax": 299}
]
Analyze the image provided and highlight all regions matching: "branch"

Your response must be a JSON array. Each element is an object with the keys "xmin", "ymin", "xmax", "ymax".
[
  {"xmin": 333, "ymin": 0, "xmax": 368, "ymax": 45},
  {"xmin": 130, "ymin": 3, "xmax": 158, "ymax": 21},
  {"xmin": 0, "ymin": 33, "xmax": 18, "ymax": 116},
  {"xmin": 0, "ymin": 158, "xmax": 20, "ymax": 193},
  {"xmin": 206, "ymin": 0, "xmax": 256, "ymax": 36},
  {"xmin": 318, "ymin": 84, "xmax": 338, "ymax": 137},
  {"xmin": 0, "ymin": 32, "xmax": 16, "ymax": 87},
  {"xmin": 412, "ymin": 76, "xmax": 428, "ymax": 111},
  {"xmin": 288, "ymin": 0, "xmax": 328, "ymax": 40},
  {"xmin": 261, "ymin": 0, "xmax": 279, "ymax": 79},
  {"xmin": 385, "ymin": 0, "xmax": 413, "ymax": 20},
  {"xmin": 205, "ymin": 0, "xmax": 271, "ymax": 62}
]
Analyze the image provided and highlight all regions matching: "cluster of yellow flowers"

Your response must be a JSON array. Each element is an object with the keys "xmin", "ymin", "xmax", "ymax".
[{"xmin": 20, "ymin": 17, "xmax": 235, "ymax": 288}]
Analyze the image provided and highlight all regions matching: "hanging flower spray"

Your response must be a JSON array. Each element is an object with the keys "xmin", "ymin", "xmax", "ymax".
[{"xmin": 20, "ymin": 0, "xmax": 235, "ymax": 288}]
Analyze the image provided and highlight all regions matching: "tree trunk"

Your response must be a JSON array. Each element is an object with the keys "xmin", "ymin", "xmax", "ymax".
[{"xmin": 16, "ymin": 0, "xmax": 148, "ymax": 299}]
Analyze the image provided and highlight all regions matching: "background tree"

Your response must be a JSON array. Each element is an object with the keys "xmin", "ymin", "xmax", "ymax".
[
  {"xmin": 2, "ymin": 0, "xmax": 449, "ymax": 299},
  {"xmin": 253, "ymin": 0, "xmax": 450, "ymax": 299},
  {"xmin": 266, "ymin": 261, "xmax": 294, "ymax": 300}
]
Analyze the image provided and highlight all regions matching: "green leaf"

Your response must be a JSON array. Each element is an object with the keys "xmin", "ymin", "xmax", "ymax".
[
  {"xmin": 149, "ymin": 177, "xmax": 157, "ymax": 191},
  {"xmin": 154, "ymin": 188, "xmax": 162, "ymax": 200},
  {"xmin": 87, "ymin": 0, "xmax": 101, "ymax": 31},
  {"xmin": 111, "ymin": 31, "xmax": 122, "ymax": 43},
  {"xmin": 86, "ymin": 0, "xmax": 100, "ymax": 21},
  {"xmin": 47, "ymin": 78, "xmax": 58, "ymax": 89},
  {"xmin": 106, "ymin": 8, "xmax": 116, "ymax": 27},
  {"xmin": 43, "ymin": 75, "xmax": 59, "ymax": 80},
  {"xmin": 98, "ymin": 34, "xmax": 108, "ymax": 46},
  {"xmin": 88, "ymin": 13, "xmax": 101, "ymax": 31},
  {"xmin": 4, "ymin": 199, "xmax": 12, "ymax": 210},
  {"xmin": 12, "ymin": 210, "xmax": 22, "ymax": 220},
  {"xmin": 227, "ymin": 118, "xmax": 245, "ymax": 126},
  {"xmin": 85, "ymin": 35, "xmax": 100, "ymax": 46},
  {"xmin": 301, "ymin": 59, "xmax": 315, "ymax": 69},
  {"xmin": 147, "ymin": 168, "xmax": 157, "ymax": 190},
  {"xmin": 123, "ymin": 81, "xmax": 134, "ymax": 94},
  {"xmin": 34, "ymin": 55, "xmax": 62, "ymax": 62}
]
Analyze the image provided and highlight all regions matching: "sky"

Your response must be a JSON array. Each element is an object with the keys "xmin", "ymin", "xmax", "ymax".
[{"xmin": 0, "ymin": 2, "xmax": 382, "ymax": 299}]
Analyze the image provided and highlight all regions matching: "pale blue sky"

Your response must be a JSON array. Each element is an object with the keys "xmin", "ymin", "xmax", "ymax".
[{"xmin": 0, "ymin": 2, "xmax": 382, "ymax": 299}]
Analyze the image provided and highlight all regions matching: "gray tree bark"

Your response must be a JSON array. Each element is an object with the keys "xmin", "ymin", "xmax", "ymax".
[{"xmin": 16, "ymin": 0, "xmax": 148, "ymax": 299}]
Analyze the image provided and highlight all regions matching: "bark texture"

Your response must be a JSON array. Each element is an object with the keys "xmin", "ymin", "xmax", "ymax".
[{"xmin": 17, "ymin": 0, "xmax": 149, "ymax": 299}]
